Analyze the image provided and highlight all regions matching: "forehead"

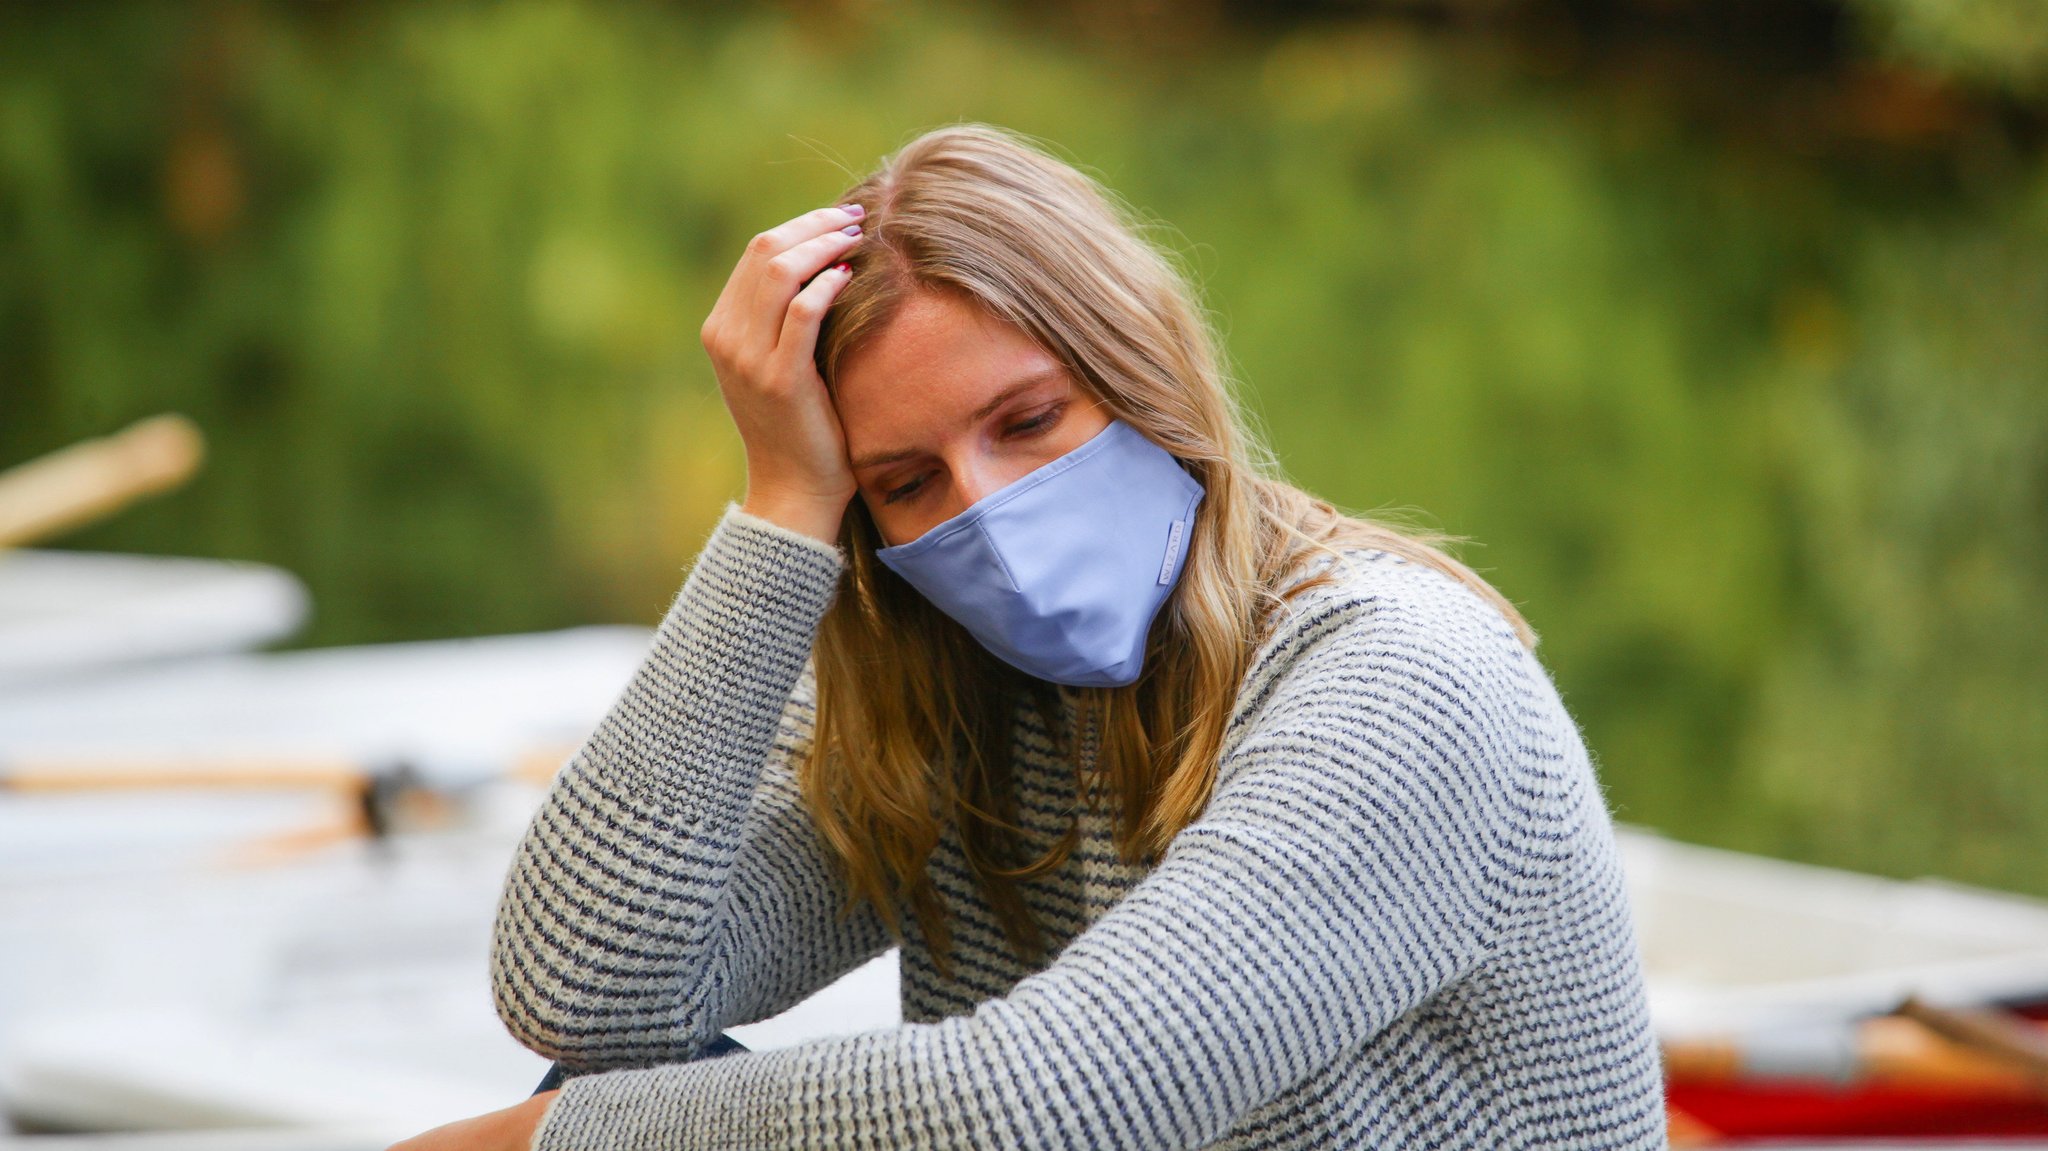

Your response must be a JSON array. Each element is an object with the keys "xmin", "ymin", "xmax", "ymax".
[{"xmin": 833, "ymin": 290, "xmax": 1063, "ymax": 443}]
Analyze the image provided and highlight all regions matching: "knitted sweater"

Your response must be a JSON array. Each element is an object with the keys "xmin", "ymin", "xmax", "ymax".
[{"xmin": 489, "ymin": 504, "xmax": 1670, "ymax": 1150}]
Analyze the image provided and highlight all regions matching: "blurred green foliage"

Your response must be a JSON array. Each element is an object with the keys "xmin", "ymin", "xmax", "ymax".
[
  {"xmin": 1852, "ymin": 0, "xmax": 2048, "ymax": 96},
  {"xmin": 1, "ymin": 1, "xmax": 2043, "ymax": 894}
]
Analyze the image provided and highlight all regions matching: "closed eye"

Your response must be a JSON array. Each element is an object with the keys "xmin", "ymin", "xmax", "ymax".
[
  {"xmin": 883, "ymin": 474, "xmax": 928, "ymax": 504},
  {"xmin": 880, "ymin": 402, "xmax": 1070, "ymax": 505},
  {"xmin": 1006, "ymin": 403, "xmax": 1064, "ymax": 438}
]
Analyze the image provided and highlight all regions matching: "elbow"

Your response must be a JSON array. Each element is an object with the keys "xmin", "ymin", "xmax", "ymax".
[
  {"xmin": 487, "ymin": 910, "xmax": 632, "ymax": 1065},
  {"xmin": 489, "ymin": 931, "xmax": 585, "ymax": 1063},
  {"xmin": 486, "ymin": 915, "xmax": 724, "ymax": 1068}
]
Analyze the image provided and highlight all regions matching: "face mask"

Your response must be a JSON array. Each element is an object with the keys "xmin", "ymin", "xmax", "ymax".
[{"xmin": 873, "ymin": 419, "xmax": 1204, "ymax": 688}]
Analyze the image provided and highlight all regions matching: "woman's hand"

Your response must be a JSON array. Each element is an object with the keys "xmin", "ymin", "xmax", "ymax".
[
  {"xmin": 700, "ymin": 202, "xmax": 866, "ymax": 544},
  {"xmin": 384, "ymin": 1089, "xmax": 557, "ymax": 1151}
]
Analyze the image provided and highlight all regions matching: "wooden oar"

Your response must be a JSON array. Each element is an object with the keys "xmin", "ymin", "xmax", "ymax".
[
  {"xmin": 1661, "ymin": 1003, "xmax": 2048, "ymax": 1098},
  {"xmin": 1, "ymin": 744, "xmax": 581, "ymax": 864},
  {"xmin": 2, "ymin": 754, "xmax": 399, "ymax": 870},
  {"xmin": 1893, "ymin": 994, "xmax": 2048, "ymax": 1082},
  {"xmin": 0, "ymin": 413, "xmax": 205, "ymax": 549},
  {"xmin": 1, "ymin": 756, "xmax": 370, "ymax": 794},
  {"xmin": 0, "ymin": 744, "xmax": 580, "ymax": 795}
]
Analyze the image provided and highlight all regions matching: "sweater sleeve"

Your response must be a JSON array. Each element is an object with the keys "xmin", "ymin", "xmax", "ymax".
[
  {"xmin": 489, "ymin": 503, "xmax": 896, "ymax": 1074},
  {"xmin": 525, "ymin": 571, "xmax": 1562, "ymax": 1150}
]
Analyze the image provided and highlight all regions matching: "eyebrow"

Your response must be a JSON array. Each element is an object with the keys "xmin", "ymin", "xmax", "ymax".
[{"xmin": 849, "ymin": 366, "xmax": 1068, "ymax": 471}]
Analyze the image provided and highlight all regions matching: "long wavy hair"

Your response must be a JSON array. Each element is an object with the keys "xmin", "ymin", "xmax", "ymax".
[{"xmin": 804, "ymin": 123, "xmax": 1537, "ymax": 978}]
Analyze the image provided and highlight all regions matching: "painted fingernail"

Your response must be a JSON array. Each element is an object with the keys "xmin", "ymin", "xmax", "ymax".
[
  {"xmin": 841, "ymin": 224, "xmax": 862, "ymax": 236},
  {"xmin": 833, "ymin": 263, "xmax": 851, "ymax": 273},
  {"xmin": 840, "ymin": 203, "xmax": 865, "ymax": 218}
]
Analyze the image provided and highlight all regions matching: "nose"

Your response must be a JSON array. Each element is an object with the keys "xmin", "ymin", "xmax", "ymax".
[{"xmin": 945, "ymin": 451, "xmax": 1011, "ymax": 515}]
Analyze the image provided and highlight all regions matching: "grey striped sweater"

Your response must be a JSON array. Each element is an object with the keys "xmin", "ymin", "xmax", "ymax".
[{"xmin": 489, "ymin": 504, "xmax": 1670, "ymax": 1149}]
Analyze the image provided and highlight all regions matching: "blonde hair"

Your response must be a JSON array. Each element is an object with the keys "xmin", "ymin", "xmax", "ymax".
[{"xmin": 805, "ymin": 123, "xmax": 1536, "ymax": 978}]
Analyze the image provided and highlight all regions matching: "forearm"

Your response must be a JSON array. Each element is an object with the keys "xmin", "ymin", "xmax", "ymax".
[{"xmin": 490, "ymin": 504, "xmax": 848, "ymax": 1067}]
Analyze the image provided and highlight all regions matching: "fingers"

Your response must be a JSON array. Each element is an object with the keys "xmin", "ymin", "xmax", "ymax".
[
  {"xmin": 776, "ymin": 261, "xmax": 854, "ymax": 371},
  {"xmin": 744, "ymin": 223, "xmax": 864, "ymax": 330},
  {"xmin": 702, "ymin": 203, "xmax": 864, "ymax": 360},
  {"xmin": 744, "ymin": 204, "xmax": 864, "ymax": 270},
  {"xmin": 696, "ymin": 207, "xmax": 865, "ymax": 522}
]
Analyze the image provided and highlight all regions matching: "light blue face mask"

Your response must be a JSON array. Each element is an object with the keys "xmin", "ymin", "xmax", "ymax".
[{"xmin": 873, "ymin": 419, "xmax": 1204, "ymax": 688}]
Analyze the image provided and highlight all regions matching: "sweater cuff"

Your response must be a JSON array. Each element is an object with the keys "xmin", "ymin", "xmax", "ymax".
[
  {"xmin": 721, "ymin": 501, "xmax": 847, "ymax": 568},
  {"xmin": 672, "ymin": 500, "xmax": 846, "ymax": 650}
]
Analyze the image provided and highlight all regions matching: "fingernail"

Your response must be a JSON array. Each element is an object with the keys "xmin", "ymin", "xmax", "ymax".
[
  {"xmin": 841, "ymin": 224, "xmax": 862, "ymax": 236},
  {"xmin": 833, "ymin": 263, "xmax": 851, "ymax": 273},
  {"xmin": 840, "ymin": 203, "xmax": 865, "ymax": 218}
]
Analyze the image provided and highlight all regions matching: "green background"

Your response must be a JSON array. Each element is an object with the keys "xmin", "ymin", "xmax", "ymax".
[{"xmin": 3, "ymin": 0, "xmax": 2043, "ymax": 895}]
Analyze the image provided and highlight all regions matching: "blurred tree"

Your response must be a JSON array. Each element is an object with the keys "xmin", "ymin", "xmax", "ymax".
[
  {"xmin": 0, "ymin": 0, "xmax": 2042, "ymax": 895},
  {"xmin": 1851, "ymin": 0, "xmax": 2048, "ymax": 98}
]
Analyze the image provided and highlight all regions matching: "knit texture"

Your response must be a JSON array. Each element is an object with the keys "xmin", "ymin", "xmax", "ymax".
[{"xmin": 489, "ymin": 503, "xmax": 1669, "ymax": 1149}]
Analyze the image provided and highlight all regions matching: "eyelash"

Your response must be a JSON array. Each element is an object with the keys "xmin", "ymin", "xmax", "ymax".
[{"xmin": 883, "ymin": 404, "xmax": 1066, "ymax": 504}]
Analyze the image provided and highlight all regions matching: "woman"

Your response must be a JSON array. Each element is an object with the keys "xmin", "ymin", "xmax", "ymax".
[{"xmin": 392, "ymin": 123, "xmax": 1668, "ymax": 1150}]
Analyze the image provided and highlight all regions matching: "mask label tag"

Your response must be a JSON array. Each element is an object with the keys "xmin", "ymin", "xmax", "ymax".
[{"xmin": 1158, "ymin": 519, "xmax": 1188, "ymax": 585}]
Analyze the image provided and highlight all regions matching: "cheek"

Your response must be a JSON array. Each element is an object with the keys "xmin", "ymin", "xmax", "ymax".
[
  {"xmin": 855, "ymin": 493, "xmax": 900, "ymax": 546},
  {"xmin": 862, "ymin": 496, "xmax": 932, "ymax": 550},
  {"xmin": 1047, "ymin": 403, "xmax": 1115, "ymax": 458},
  {"xmin": 990, "ymin": 406, "xmax": 1110, "ymax": 487}
]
